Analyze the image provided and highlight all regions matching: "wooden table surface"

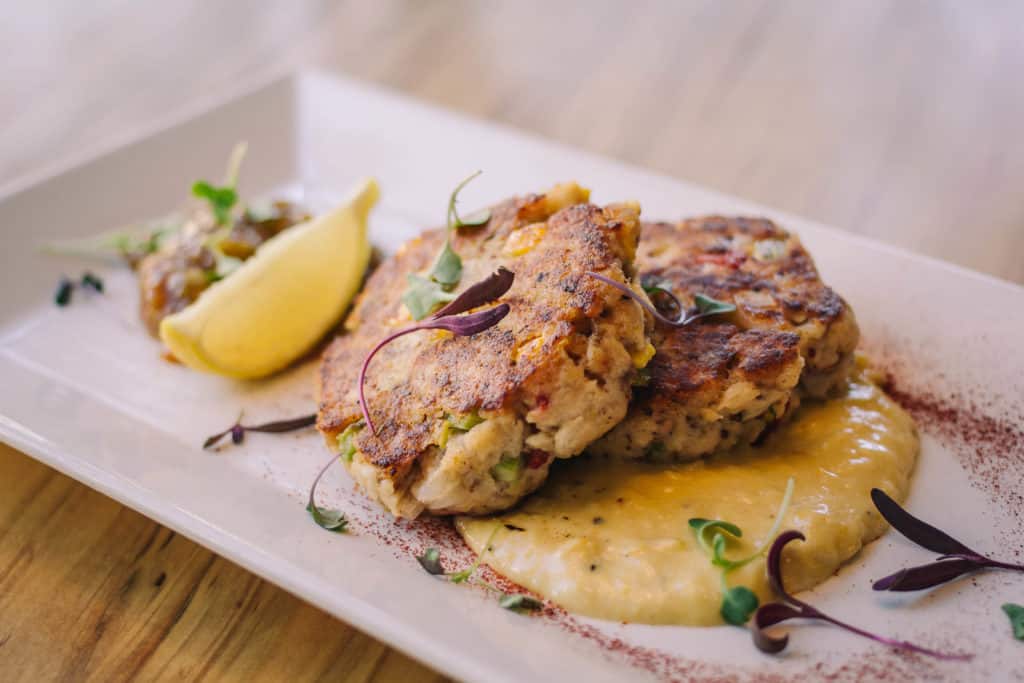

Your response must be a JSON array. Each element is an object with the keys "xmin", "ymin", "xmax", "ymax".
[{"xmin": 2, "ymin": 2, "xmax": 1022, "ymax": 681}]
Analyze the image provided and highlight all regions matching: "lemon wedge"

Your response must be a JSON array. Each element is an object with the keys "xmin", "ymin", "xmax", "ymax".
[{"xmin": 160, "ymin": 178, "xmax": 378, "ymax": 379}]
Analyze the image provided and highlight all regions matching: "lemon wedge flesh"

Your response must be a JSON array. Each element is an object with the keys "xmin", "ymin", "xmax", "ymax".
[{"xmin": 160, "ymin": 178, "xmax": 378, "ymax": 379}]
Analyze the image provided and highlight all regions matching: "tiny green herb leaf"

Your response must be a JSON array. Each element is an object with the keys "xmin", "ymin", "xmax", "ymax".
[
  {"xmin": 430, "ymin": 240, "xmax": 463, "ymax": 287},
  {"xmin": 448, "ymin": 523, "xmax": 501, "ymax": 584},
  {"xmin": 447, "ymin": 170, "xmax": 484, "ymax": 231},
  {"xmin": 305, "ymin": 501, "xmax": 348, "ymax": 532},
  {"xmin": 689, "ymin": 519, "xmax": 742, "ymax": 566},
  {"xmin": 721, "ymin": 585, "xmax": 760, "ymax": 626},
  {"xmin": 191, "ymin": 181, "xmax": 238, "ymax": 226},
  {"xmin": 448, "ymin": 566, "xmax": 475, "ymax": 584},
  {"xmin": 689, "ymin": 478, "xmax": 795, "ymax": 625},
  {"xmin": 54, "ymin": 272, "xmax": 108, "ymax": 307},
  {"xmin": 42, "ymin": 218, "xmax": 178, "ymax": 264},
  {"xmin": 402, "ymin": 273, "xmax": 458, "ymax": 321},
  {"xmin": 417, "ymin": 547, "xmax": 444, "ymax": 575},
  {"xmin": 80, "ymin": 272, "xmax": 104, "ymax": 293},
  {"xmin": 54, "ymin": 277, "xmax": 73, "ymax": 306},
  {"xmin": 458, "ymin": 208, "xmax": 491, "ymax": 227},
  {"xmin": 190, "ymin": 142, "xmax": 248, "ymax": 226},
  {"xmin": 640, "ymin": 275, "xmax": 674, "ymax": 297},
  {"xmin": 499, "ymin": 593, "xmax": 543, "ymax": 612},
  {"xmin": 586, "ymin": 272, "xmax": 735, "ymax": 328},
  {"xmin": 1002, "ymin": 603, "xmax": 1024, "ymax": 640},
  {"xmin": 306, "ymin": 455, "xmax": 349, "ymax": 533},
  {"xmin": 401, "ymin": 171, "xmax": 488, "ymax": 317},
  {"xmin": 692, "ymin": 293, "xmax": 737, "ymax": 319}
]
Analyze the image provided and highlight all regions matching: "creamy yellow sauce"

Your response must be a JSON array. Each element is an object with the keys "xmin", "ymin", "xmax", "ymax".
[{"xmin": 456, "ymin": 370, "xmax": 918, "ymax": 625}]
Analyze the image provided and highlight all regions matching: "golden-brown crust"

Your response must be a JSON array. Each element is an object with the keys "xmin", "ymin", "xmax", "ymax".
[
  {"xmin": 591, "ymin": 215, "xmax": 858, "ymax": 461},
  {"xmin": 638, "ymin": 217, "xmax": 845, "ymax": 327},
  {"xmin": 644, "ymin": 323, "xmax": 799, "ymax": 404},
  {"xmin": 638, "ymin": 216, "xmax": 857, "ymax": 380},
  {"xmin": 317, "ymin": 186, "xmax": 644, "ymax": 480}
]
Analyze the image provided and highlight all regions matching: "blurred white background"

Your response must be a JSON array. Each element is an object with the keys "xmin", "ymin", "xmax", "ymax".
[{"xmin": 2, "ymin": 1, "xmax": 1022, "ymax": 277}]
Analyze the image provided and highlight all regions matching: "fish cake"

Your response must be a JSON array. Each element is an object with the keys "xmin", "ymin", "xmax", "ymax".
[
  {"xmin": 317, "ymin": 184, "xmax": 651, "ymax": 518},
  {"xmin": 590, "ymin": 216, "xmax": 859, "ymax": 461}
]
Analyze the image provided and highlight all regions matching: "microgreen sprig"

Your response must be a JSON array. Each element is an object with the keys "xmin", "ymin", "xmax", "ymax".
[
  {"xmin": 306, "ymin": 454, "xmax": 349, "ymax": 533},
  {"xmin": 42, "ymin": 216, "xmax": 179, "ymax": 264},
  {"xmin": 192, "ymin": 142, "xmax": 247, "ymax": 226},
  {"xmin": 870, "ymin": 488, "xmax": 1024, "ymax": 592},
  {"xmin": 360, "ymin": 268, "xmax": 514, "ymax": 436},
  {"xmin": 414, "ymin": 526, "xmax": 544, "ymax": 613},
  {"xmin": 752, "ymin": 530, "xmax": 972, "ymax": 660},
  {"xmin": 586, "ymin": 271, "xmax": 736, "ymax": 328},
  {"xmin": 689, "ymin": 477, "xmax": 794, "ymax": 624},
  {"xmin": 53, "ymin": 272, "xmax": 106, "ymax": 307},
  {"xmin": 202, "ymin": 412, "xmax": 316, "ymax": 449},
  {"xmin": 402, "ymin": 172, "xmax": 491, "ymax": 320},
  {"xmin": 1003, "ymin": 603, "xmax": 1024, "ymax": 640}
]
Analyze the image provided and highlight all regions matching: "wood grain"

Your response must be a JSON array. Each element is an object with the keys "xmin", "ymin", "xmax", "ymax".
[{"xmin": 1, "ymin": 1, "xmax": 1022, "ymax": 681}]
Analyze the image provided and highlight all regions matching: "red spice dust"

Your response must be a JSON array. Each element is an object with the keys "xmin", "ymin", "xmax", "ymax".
[
  {"xmin": 883, "ymin": 381, "xmax": 1024, "ymax": 503},
  {"xmin": 345, "ymin": 470, "xmax": 957, "ymax": 682},
  {"xmin": 317, "ymin": 343, "xmax": 1020, "ymax": 682}
]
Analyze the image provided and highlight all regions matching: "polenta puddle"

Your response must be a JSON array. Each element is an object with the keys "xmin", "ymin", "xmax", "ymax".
[{"xmin": 456, "ymin": 369, "xmax": 918, "ymax": 625}]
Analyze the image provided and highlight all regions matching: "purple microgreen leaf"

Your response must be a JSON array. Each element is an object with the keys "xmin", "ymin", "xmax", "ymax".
[
  {"xmin": 588, "ymin": 271, "xmax": 675, "ymax": 324},
  {"xmin": 872, "ymin": 558, "xmax": 982, "ymax": 592},
  {"xmin": 757, "ymin": 529, "xmax": 972, "ymax": 661},
  {"xmin": 245, "ymin": 413, "xmax": 317, "ymax": 434},
  {"xmin": 1003, "ymin": 603, "xmax": 1024, "ymax": 640},
  {"xmin": 811, "ymin": 612, "xmax": 972, "ymax": 661},
  {"xmin": 586, "ymin": 271, "xmax": 732, "ymax": 328},
  {"xmin": 306, "ymin": 455, "xmax": 349, "ymax": 533},
  {"xmin": 870, "ymin": 488, "xmax": 978, "ymax": 557},
  {"xmin": 202, "ymin": 428, "xmax": 233, "ymax": 450},
  {"xmin": 417, "ymin": 547, "xmax": 444, "ymax": 575},
  {"xmin": 434, "ymin": 303, "xmax": 511, "ymax": 335},
  {"xmin": 753, "ymin": 602, "xmax": 803, "ymax": 654},
  {"xmin": 766, "ymin": 529, "xmax": 806, "ymax": 600},
  {"xmin": 359, "ymin": 303, "xmax": 511, "ymax": 435},
  {"xmin": 202, "ymin": 412, "xmax": 316, "ymax": 449},
  {"xmin": 433, "ymin": 267, "xmax": 515, "ymax": 318}
]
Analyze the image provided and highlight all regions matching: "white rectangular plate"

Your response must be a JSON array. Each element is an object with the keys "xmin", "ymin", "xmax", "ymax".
[{"xmin": 1, "ymin": 71, "xmax": 1022, "ymax": 683}]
